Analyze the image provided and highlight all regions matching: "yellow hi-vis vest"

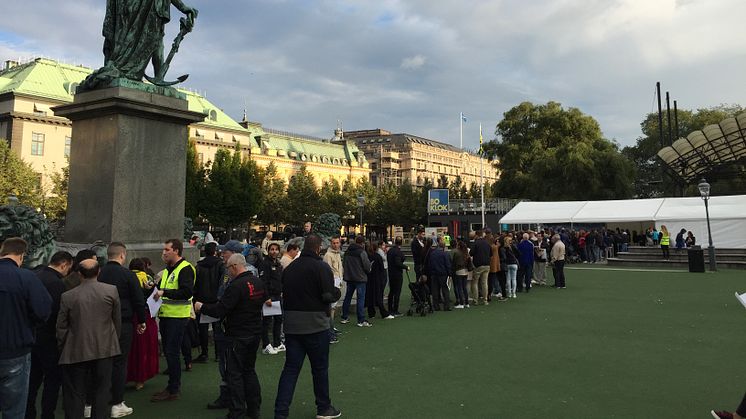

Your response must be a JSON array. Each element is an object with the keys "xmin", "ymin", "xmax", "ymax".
[
  {"xmin": 660, "ymin": 233, "xmax": 670, "ymax": 246},
  {"xmin": 159, "ymin": 259, "xmax": 195, "ymax": 318}
]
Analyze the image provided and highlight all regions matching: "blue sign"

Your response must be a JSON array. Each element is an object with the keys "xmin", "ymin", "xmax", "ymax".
[{"xmin": 428, "ymin": 189, "xmax": 449, "ymax": 213}]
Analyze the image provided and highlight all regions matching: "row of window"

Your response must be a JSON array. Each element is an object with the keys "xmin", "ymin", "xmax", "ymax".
[{"xmin": 30, "ymin": 133, "xmax": 71, "ymax": 157}]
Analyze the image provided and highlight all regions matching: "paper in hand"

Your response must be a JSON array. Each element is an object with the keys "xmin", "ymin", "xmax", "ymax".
[
  {"xmin": 262, "ymin": 301, "xmax": 282, "ymax": 317},
  {"xmin": 146, "ymin": 288, "xmax": 162, "ymax": 318},
  {"xmin": 199, "ymin": 313, "xmax": 220, "ymax": 324}
]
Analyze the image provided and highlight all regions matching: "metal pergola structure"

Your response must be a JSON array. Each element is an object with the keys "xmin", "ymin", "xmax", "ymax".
[{"xmin": 657, "ymin": 112, "xmax": 746, "ymax": 183}]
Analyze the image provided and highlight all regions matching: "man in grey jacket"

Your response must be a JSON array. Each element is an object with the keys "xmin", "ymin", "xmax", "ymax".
[{"xmin": 340, "ymin": 236, "xmax": 372, "ymax": 327}]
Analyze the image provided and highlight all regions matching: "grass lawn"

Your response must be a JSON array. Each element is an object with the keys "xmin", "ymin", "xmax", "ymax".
[{"xmin": 70, "ymin": 267, "xmax": 746, "ymax": 418}]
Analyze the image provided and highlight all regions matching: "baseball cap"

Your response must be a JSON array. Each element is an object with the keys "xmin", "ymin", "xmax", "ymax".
[{"xmin": 218, "ymin": 240, "xmax": 244, "ymax": 253}]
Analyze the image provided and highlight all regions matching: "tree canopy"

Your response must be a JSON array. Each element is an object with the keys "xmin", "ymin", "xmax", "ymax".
[
  {"xmin": 0, "ymin": 140, "xmax": 43, "ymax": 208},
  {"xmin": 482, "ymin": 101, "xmax": 635, "ymax": 201}
]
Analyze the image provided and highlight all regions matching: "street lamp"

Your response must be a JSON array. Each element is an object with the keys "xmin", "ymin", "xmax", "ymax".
[
  {"xmin": 698, "ymin": 178, "xmax": 717, "ymax": 272},
  {"xmin": 357, "ymin": 195, "xmax": 365, "ymax": 236}
]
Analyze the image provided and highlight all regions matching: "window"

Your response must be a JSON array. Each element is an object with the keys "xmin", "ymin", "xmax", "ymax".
[
  {"xmin": 31, "ymin": 133, "xmax": 45, "ymax": 156},
  {"xmin": 64, "ymin": 136, "xmax": 71, "ymax": 157}
]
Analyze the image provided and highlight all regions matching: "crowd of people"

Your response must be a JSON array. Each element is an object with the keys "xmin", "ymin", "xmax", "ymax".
[{"xmin": 2, "ymin": 220, "xmax": 572, "ymax": 419}]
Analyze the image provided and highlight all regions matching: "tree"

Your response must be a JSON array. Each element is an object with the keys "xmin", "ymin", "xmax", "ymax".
[
  {"xmin": 622, "ymin": 104, "xmax": 745, "ymax": 197},
  {"xmin": 483, "ymin": 101, "xmax": 635, "ymax": 200},
  {"xmin": 44, "ymin": 164, "xmax": 69, "ymax": 220},
  {"xmin": 185, "ymin": 139, "xmax": 206, "ymax": 220},
  {"xmin": 448, "ymin": 175, "xmax": 467, "ymax": 200},
  {"xmin": 394, "ymin": 180, "xmax": 426, "ymax": 229},
  {"xmin": 256, "ymin": 162, "xmax": 287, "ymax": 227},
  {"xmin": 286, "ymin": 165, "xmax": 320, "ymax": 224},
  {"xmin": 0, "ymin": 140, "xmax": 43, "ymax": 208},
  {"xmin": 318, "ymin": 178, "xmax": 347, "ymax": 216},
  {"xmin": 202, "ymin": 145, "xmax": 259, "ymax": 230}
]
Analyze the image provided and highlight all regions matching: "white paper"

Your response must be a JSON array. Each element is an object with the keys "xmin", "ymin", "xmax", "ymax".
[
  {"xmin": 262, "ymin": 301, "xmax": 282, "ymax": 317},
  {"xmin": 199, "ymin": 313, "xmax": 220, "ymax": 324},
  {"xmin": 334, "ymin": 277, "xmax": 342, "ymax": 288},
  {"xmin": 146, "ymin": 288, "xmax": 162, "ymax": 318},
  {"xmin": 735, "ymin": 292, "xmax": 746, "ymax": 310}
]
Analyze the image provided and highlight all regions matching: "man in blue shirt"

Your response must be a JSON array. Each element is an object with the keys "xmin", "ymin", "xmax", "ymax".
[{"xmin": 0, "ymin": 237, "xmax": 51, "ymax": 418}]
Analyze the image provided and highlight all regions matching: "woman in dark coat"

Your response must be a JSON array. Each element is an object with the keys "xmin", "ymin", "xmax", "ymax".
[{"xmin": 365, "ymin": 241, "xmax": 393, "ymax": 320}]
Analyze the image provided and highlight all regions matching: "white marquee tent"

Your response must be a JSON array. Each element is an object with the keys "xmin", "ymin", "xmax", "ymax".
[{"xmin": 499, "ymin": 195, "xmax": 746, "ymax": 248}]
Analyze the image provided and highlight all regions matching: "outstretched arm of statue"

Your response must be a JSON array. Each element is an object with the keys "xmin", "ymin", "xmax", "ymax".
[{"xmin": 172, "ymin": 0, "xmax": 198, "ymax": 27}]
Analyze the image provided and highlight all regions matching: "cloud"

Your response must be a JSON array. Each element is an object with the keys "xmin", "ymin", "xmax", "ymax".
[
  {"xmin": 3, "ymin": 0, "xmax": 746, "ymax": 150},
  {"xmin": 400, "ymin": 54, "xmax": 427, "ymax": 70}
]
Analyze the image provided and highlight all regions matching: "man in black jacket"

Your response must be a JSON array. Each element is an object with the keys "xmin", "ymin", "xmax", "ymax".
[
  {"xmin": 274, "ymin": 234, "xmax": 342, "ymax": 419},
  {"xmin": 340, "ymin": 236, "xmax": 372, "ymax": 327},
  {"xmin": 386, "ymin": 237, "xmax": 408, "ymax": 316},
  {"xmin": 196, "ymin": 254, "xmax": 268, "ymax": 419},
  {"xmin": 193, "ymin": 242, "xmax": 224, "ymax": 363},
  {"xmin": 26, "ymin": 250, "xmax": 73, "ymax": 419},
  {"xmin": 99, "ymin": 242, "xmax": 146, "ymax": 418},
  {"xmin": 471, "ymin": 230, "xmax": 492, "ymax": 305},
  {"xmin": 0, "ymin": 238, "xmax": 52, "ymax": 419}
]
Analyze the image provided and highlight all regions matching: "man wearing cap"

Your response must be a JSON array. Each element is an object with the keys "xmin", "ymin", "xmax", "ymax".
[
  {"xmin": 195, "ymin": 254, "xmax": 268, "ymax": 419},
  {"xmin": 151, "ymin": 239, "xmax": 195, "ymax": 402},
  {"xmin": 205, "ymin": 239, "xmax": 244, "ymax": 410}
]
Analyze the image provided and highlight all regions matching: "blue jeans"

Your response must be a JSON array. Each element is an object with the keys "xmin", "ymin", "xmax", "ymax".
[
  {"xmin": 274, "ymin": 331, "xmax": 331, "ymax": 419},
  {"xmin": 341, "ymin": 282, "xmax": 366, "ymax": 323},
  {"xmin": 159, "ymin": 317, "xmax": 188, "ymax": 394},
  {"xmin": 0, "ymin": 353, "xmax": 31, "ymax": 419}
]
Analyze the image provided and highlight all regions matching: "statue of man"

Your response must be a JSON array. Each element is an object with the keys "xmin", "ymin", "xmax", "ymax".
[{"xmin": 82, "ymin": 0, "xmax": 198, "ymax": 90}]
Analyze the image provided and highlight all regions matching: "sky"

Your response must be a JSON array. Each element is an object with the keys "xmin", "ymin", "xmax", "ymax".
[{"xmin": 2, "ymin": 0, "xmax": 746, "ymax": 150}]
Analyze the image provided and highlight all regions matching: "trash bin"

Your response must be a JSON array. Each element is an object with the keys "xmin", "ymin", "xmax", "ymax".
[{"xmin": 688, "ymin": 246, "xmax": 705, "ymax": 273}]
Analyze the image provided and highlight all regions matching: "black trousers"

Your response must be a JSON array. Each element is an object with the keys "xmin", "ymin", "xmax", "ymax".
[
  {"xmin": 367, "ymin": 278, "xmax": 389, "ymax": 319},
  {"xmin": 387, "ymin": 273, "xmax": 403, "ymax": 314},
  {"xmin": 497, "ymin": 271, "xmax": 507, "ymax": 296},
  {"xmin": 110, "ymin": 321, "xmax": 133, "ymax": 405},
  {"xmin": 553, "ymin": 261, "xmax": 566, "ymax": 287},
  {"xmin": 62, "ymin": 357, "xmax": 113, "ymax": 419},
  {"xmin": 430, "ymin": 274, "xmax": 450, "ymax": 310},
  {"xmin": 26, "ymin": 342, "xmax": 62, "ymax": 419},
  {"xmin": 197, "ymin": 318, "xmax": 210, "ymax": 357},
  {"xmin": 261, "ymin": 315, "xmax": 283, "ymax": 348},
  {"xmin": 226, "ymin": 335, "xmax": 262, "ymax": 419}
]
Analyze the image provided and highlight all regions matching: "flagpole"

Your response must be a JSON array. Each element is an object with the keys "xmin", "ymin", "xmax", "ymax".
[
  {"xmin": 460, "ymin": 112, "xmax": 463, "ymax": 149},
  {"xmin": 480, "ymin": 123, "xmax": 485, "ymax": 228}
]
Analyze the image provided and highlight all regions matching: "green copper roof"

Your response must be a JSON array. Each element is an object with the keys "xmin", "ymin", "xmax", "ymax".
[{"xmin": 0, "ymin": 58, "xmax": 365, "ymax": 165}]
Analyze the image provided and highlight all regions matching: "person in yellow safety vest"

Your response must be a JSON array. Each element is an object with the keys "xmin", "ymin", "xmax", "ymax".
[
  {"xmin": 659, "ymin": 225, "xmax": 671, "ymax": 261},
  {"xmin": 443, "ymin": 234, "xmax": 452, "ymax": 249},
  {"xmin": 151, "ymin": 238, "xmax": 195, "ymax": 402}
]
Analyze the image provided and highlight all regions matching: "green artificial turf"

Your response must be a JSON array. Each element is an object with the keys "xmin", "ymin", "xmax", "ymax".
[{"xmin": 52, "ymin": 267, "xmax": 746, "ymax": 418}]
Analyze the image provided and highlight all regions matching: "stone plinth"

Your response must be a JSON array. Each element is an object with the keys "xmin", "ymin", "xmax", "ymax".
[{"xmin": 53, "ymin": 85, "xmax": 205, "ymax": 245}]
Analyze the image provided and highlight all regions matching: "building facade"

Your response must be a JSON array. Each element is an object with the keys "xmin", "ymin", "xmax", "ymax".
[
  {"xmin": 0, "ymin": 58, "xmax": 369, "ymax": 189},
  {"xmin": 343, "ymin": 129, "xmax": 499, "ymax": 188}
]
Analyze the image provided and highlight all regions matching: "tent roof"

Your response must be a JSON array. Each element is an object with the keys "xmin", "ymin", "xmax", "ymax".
[{"xmin": 499, "ymin": 195, "xmax": 746, "ymax": 225}]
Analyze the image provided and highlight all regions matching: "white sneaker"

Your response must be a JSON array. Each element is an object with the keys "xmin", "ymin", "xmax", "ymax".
[
  {"xmin": 111, "ymin": 402, "xmax": 133, "ymax": 418},
  {"xmin": 84, "ymin": 405, "xmax": 91, "ymax": 418},
  {"xmin": 496, "ymin": 293, "xmax": 503, "ymax": 298},
  {"xmin": 465, "ymin": 304, "xmax": 470, "ymax": 308},
  {"xmin": 357, "ymin": 321, "xmax": 373, "ymax": 327},
  {"xmin": 384, "ymin": 315, "xmax": 395, "ymax": 319},
  {"xmin": 340, "ymin": 318, "xmax": 349, "ymax": 324},
  {"xmin": 454, "ymin": 304, "xmax": 464, "ymax": 309},
  {"xmin": 262, "ymin": 344, "xmax": 278, "ymax": 355},
  {"xmin": 274, "ymin": 344, "xmax": 286, "ymax": 352}
]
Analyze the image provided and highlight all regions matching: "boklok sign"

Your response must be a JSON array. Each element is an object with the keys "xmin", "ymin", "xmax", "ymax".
[{"xmin": 428, "ymin": 189, "xmax": 449, "ymax": 213}]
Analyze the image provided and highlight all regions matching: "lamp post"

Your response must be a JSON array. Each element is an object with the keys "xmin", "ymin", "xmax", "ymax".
[
  {"xmin": 357, "ymin": 195, "xmax": 365, "ymax": 236},
  {"xmin": 698, "ymin": 178, "xmax": 717, "ymax": 272}
]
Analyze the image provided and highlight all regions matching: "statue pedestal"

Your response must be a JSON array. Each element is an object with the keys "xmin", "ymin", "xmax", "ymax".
[{"xmin": 54, "ymin": 85, "xmax": 204, "ymax": 265}]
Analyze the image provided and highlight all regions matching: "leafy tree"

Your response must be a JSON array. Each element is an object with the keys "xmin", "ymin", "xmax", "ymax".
[
  {"xmin": 319, "ymin": 178, "xmax": 347, "ymax": 216},
  {"xmin": 256, "ymin": 162, "xmax": 286, "ymax": 227},
  {"xmin": 0, "ymin": 140, "xmax": 42, "ymax": 208},
  {"xmin": 394, "ymin": 180, "xmax": 426, "ymax": 228},
  {"xmin": 185, "ymin": 139, "xmax": 206, "ymax": 220},
  {"xmin": 286, "ymin": 165, "xmax": 320, "ymax": 224},
  {"xmin": 44, "ymin": 164, "xmax": 69, "ymax": 220},
  {"xmin": 467, "ymin": 182, "xmax": 480, "ymax": 200},
  {"xmin": 483, "ymin": 101, "xmax": 635, "ymax": 200},
  {"xmin": 622, "ymin": 104, "xmax": 745, "ymax": 197},
  {"xmin": 202, "ymin": 145, "xmax": 260, "ymax": 229},
  {"xmin": 448, "ymin": 175, "xmax": 468, "ymax": 200}
]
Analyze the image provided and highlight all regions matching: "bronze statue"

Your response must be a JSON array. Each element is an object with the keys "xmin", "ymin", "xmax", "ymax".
[{"xmin": 81, "ymin": 0, "xmax": 198, "ymax": 90}]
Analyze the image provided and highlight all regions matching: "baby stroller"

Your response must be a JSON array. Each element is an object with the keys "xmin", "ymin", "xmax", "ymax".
[{"xmin": 406, "ymin": 271, "xmax": 433, "ymax": 317}]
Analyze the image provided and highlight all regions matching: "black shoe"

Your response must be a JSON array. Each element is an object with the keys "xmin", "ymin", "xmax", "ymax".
[
  {"xmin": 207, "ymin": 399, "xmax": 228, "ymax": 409},
  {"xmin": 316, "ymin": 405, "xmax": 342, "ymax": 419},
  {"xmin": 194, "ymin": 354, "xmax": 209, "ymax": 363}
]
